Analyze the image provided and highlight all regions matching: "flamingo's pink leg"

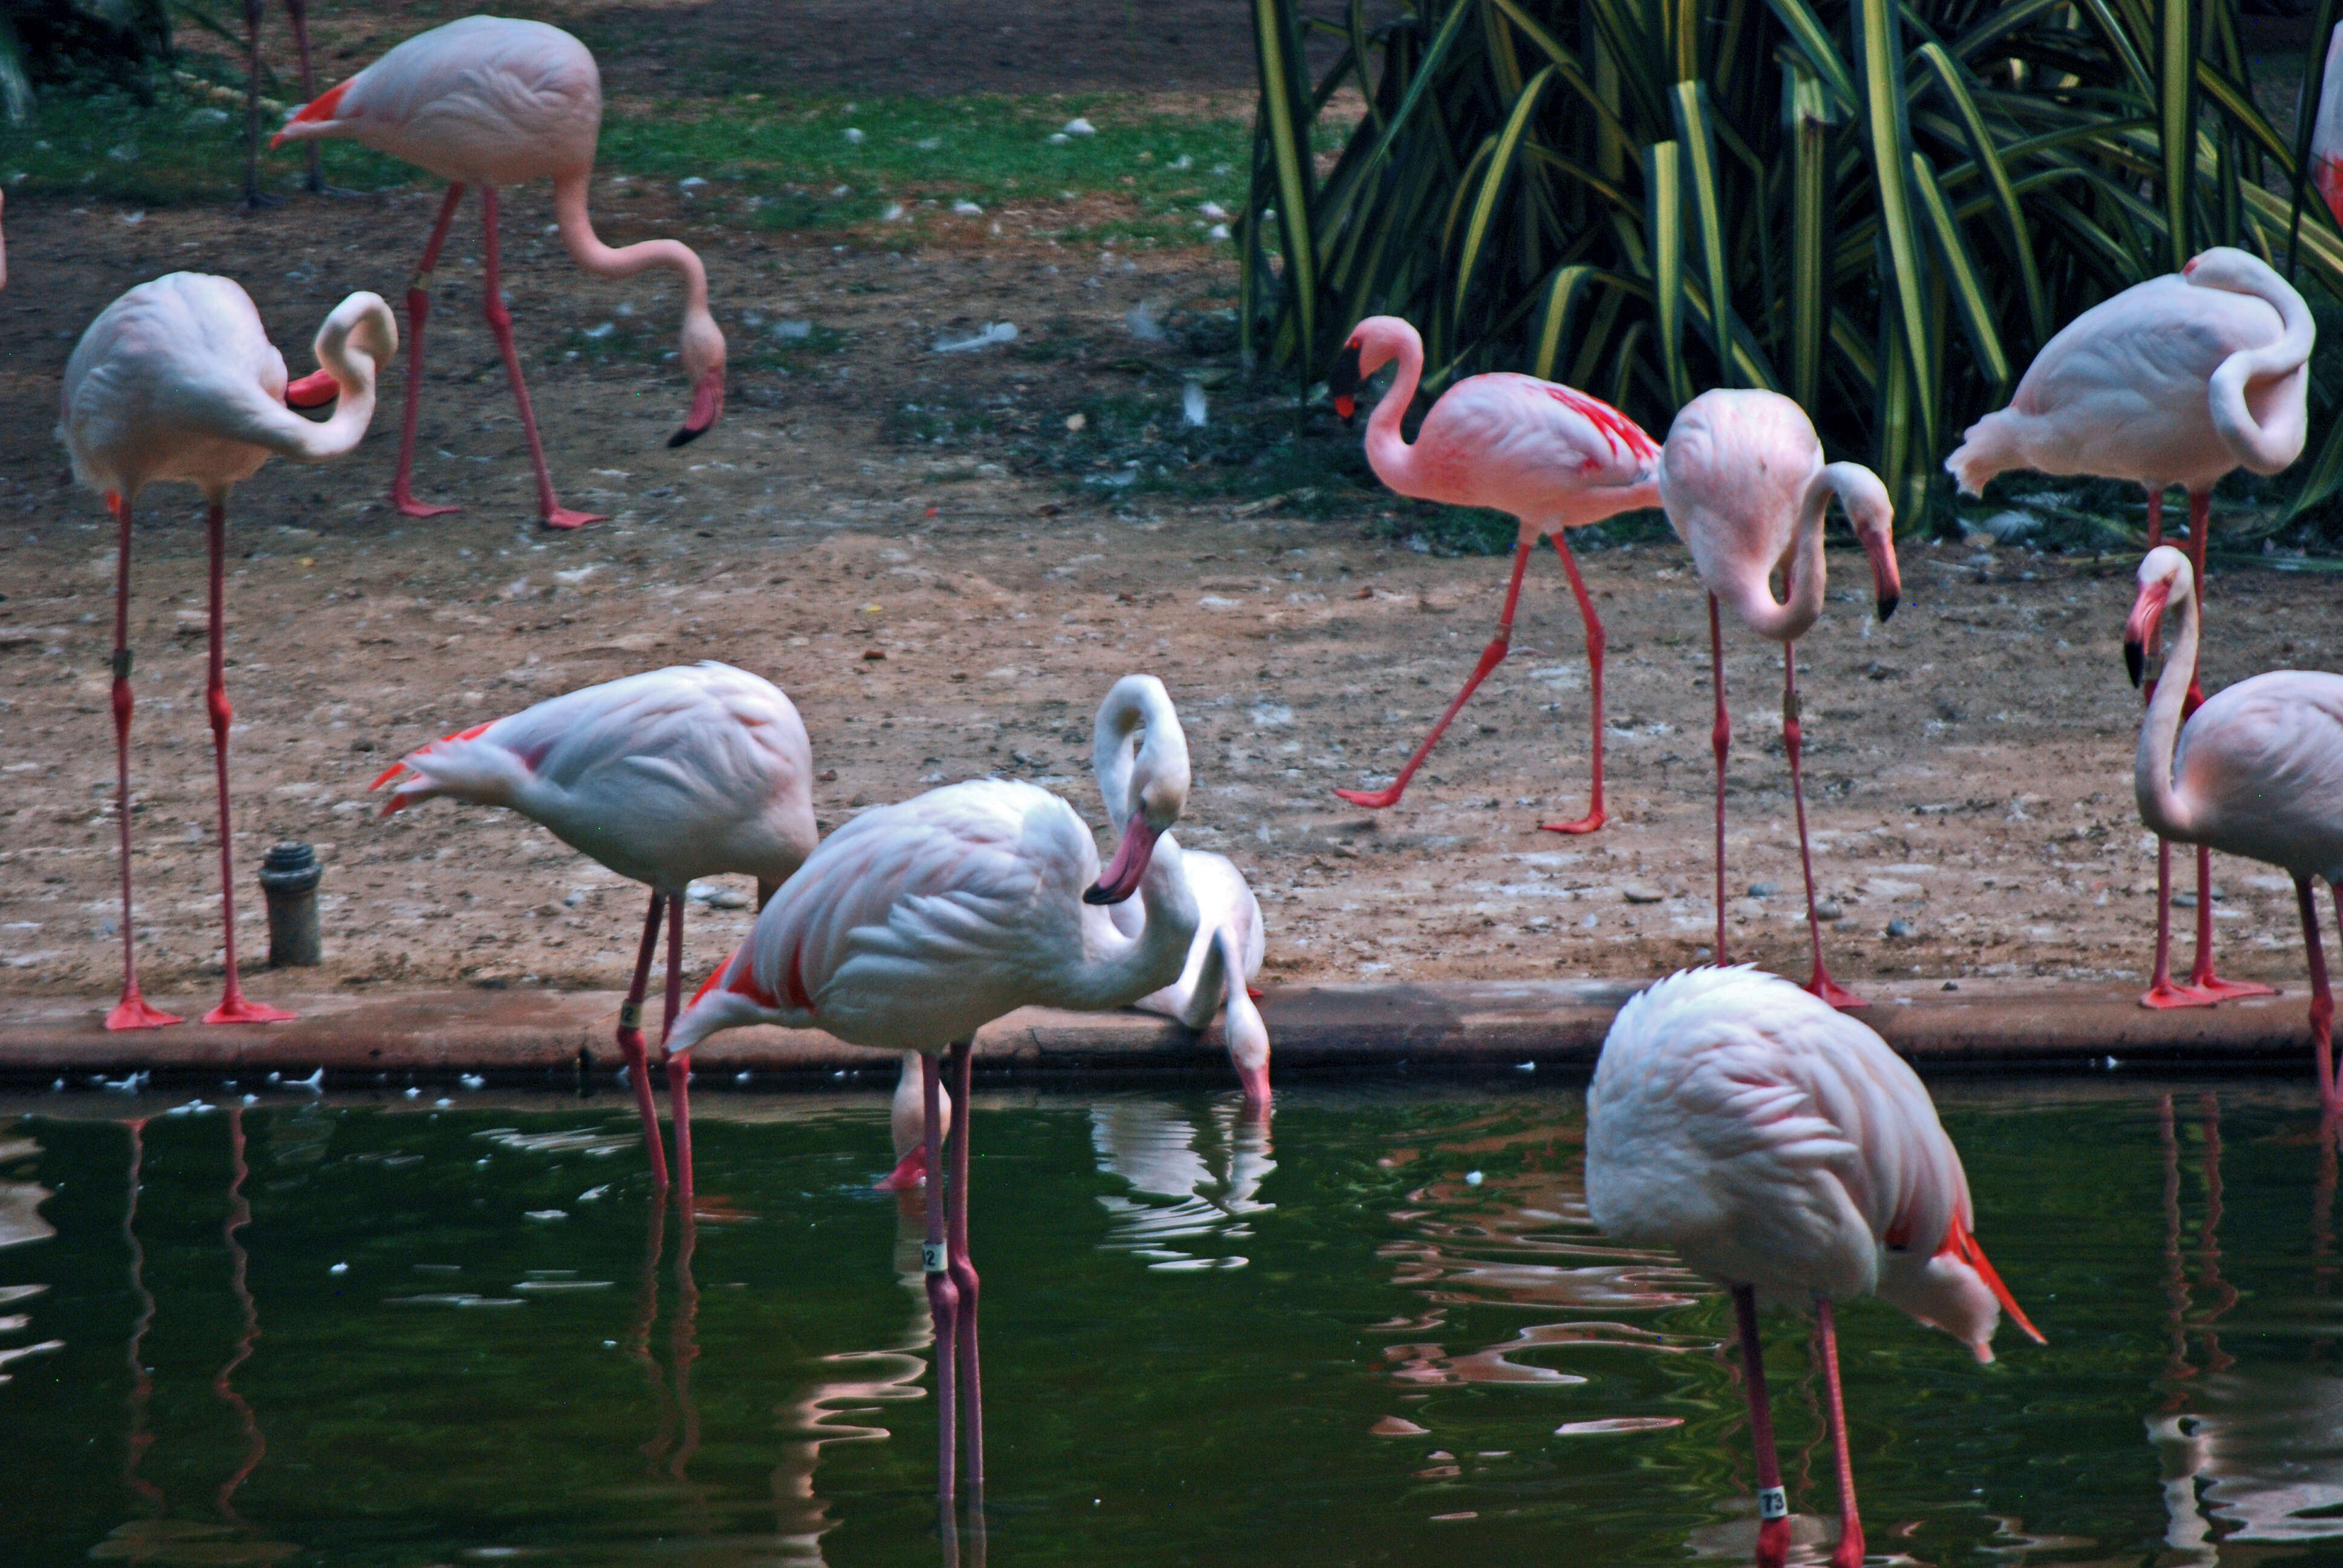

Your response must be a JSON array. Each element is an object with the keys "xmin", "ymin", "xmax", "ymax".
[
  {"xmin": 1335, "ymin": 542, "xmax": 1532, "ymax": 811},
  {"xmin": 479, "ymin": 185, "xmax": 606, "ymax": 531},
  {"xmin": 922, "ymin": 1052, "xmax": 962, "ymax": 1505},
  {"xmin": 2177, "ymin": 493, "xmax": 2272, "ymax": 1002},
  {"xmin": 202, "ymin": 500, "xmax": 292, "ymax": 1026},
  {"xmin": 617, "ymin": 892, "xmax": 671, "ymax": 1192},
  {"xmin": 1731, "ymin": 1284, "xmax": 1792, "ymax": 1568},
  {"xmin": 391, "ymin": 183, "xmax": 467, "ymax": 519},
  {"xmin": 1541, "ymin": 529, "xmax": 1607, "ymax": 835},
  {"xmin": 1785, "ymin": 646, "xmax": 1863, "ymax": 1009},
  {"xmin": 1815, "ymin": 1299, "xmax": 1865, "ymax": 1568},
  {"xmin": 659, "ymin": 897, "xmax": 692, "ymax": 1209},
  {"xmin": 2300, "ymin": 877, "xmax": 2337, "ymax": 1113},
  {"xmin": 1710, "ymin": 594, "xmax": 1731, "ymax": 965},
  {"xmin": 2143, "ymin": 840, "xmax": 2217, "ymax": 1008},
  {"xmin": 104, "ymin": 496, "xmax": 179, "ymax": 1031},
  {"xmin": 948, "ymin": 1037, "xmax": 985, "ymax": 1496},
  {"xmin": 283, "ymin": 0, "xmax": 324, "ymax": 196}
]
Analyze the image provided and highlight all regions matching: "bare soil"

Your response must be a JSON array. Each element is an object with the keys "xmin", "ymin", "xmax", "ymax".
[{"xmin": 2, "ymin": 167, "xmax": 2338, "ymax": 1016}]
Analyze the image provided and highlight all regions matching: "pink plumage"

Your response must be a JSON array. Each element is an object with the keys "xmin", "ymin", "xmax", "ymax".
[
  {"xmin": 61, "ymin": 273, "xmax": 398, "ymax": 1033},
  {"xmin": 1587, "ymin": 964, "xmax": 2040, "ymax": 1568},
  {"xmin": 1948, "ymin": 246, "xmax": 2313, "ymax": 1010},
  {"xmin": 2318, "ymin": 25, "xmax": 2343, "ymax": 226},
  {"xmin": 1657, "ymin": 390, "xmax": 1900, "ymax": 1009},
  {"xmin": 2126, "ymin": 546, "xmax": 2343, "ymax": 1107},
  {"xmin": 375, "ymin": 661, "xmax": 815, "ymax": 1190},
  {"xmin": 1326, "ymin": 315, "xmax": 1660, "ymax": 832},
  {"xmin": 274, "ymin": 15, "xmax": 726, "ymax": 527},
  {"xmin": 666, "ymin": 674, "xmax": 1204, "ymax": 1508}
]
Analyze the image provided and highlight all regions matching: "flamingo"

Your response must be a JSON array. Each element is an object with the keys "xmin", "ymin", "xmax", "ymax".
[
  {"xmin": 2313, "ymin": 24, "xmax": 2343, "ymax": 227},
  {"xmin": 372, "ymin": 662, "xmax": 816, "ymax": 1190},
  {"xmin": 2125, "ymin": 546, "xmax": 2343, "ymax": 1108},
  {"xmin": 61, "ymin": 274, "xmax": 398, "ymax": 1030},
  {"xmin": 272, "ymin": 15, "xmax": 727, "ymax": 529},
  {"xmin": 1946, "ymin": 246, "xmax": 2312, "ymax": 1008},
  {"xmin": 1093, "ymin": 678, "xmax": 1270, "ymax": 1100},
  {"xmin": 663, "ymin": 673, "xmax": 1202, "ymax": 1506},
  {"xmin": 1657, "ymin": 390, "xmax": 1901, "ymax": 1008},
  {"xmin": 1325, "ymin": 315, "xmax": 1662, "ymax": 832},
  {"xmin": 1584, "ymin": 965, "xmax": 2045, "ymax": 1568}
]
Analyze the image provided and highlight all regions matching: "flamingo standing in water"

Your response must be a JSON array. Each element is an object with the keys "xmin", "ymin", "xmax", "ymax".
[
  {"xmin": 664, "ymin": 673, "xmax": 1202, "ymax": 1506},
  {"xmin": 61, "ymin": 274, "xmax": 398, "ymax": 1030},
  {"xmin": 1657, "ymin": 390, "xmax": 1901, "ymax": 1008},
  {"xmin": 1326, "ymin": 316, "xmax": 1662, "ymax": 832},
  {"xmin": 1585, "ymin": 965, "xmax": 2044, "ymax": 1568},
  {"xmin": 373, "ymin": 662, "xmax": 816, "ymax": 1189},
  {"xmin": 272, "ymin": 15, "xmax": 727, "ymax": 529},
  {"xmin": 1946, "ymin": 247, "xmax": 2312, "ymax": 1008},
  {"xmin": 1093, "ymin": 677, "xmax": 1270, "ymax": 1099},
  {"xmin": 2125, "ymin": 546, "xmax": 2343, "ymax": 1108}
]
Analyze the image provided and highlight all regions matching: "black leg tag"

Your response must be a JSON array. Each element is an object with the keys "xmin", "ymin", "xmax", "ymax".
[{"xmin": 113, "ymin": 648, "xmax": 134, "ymax": 681}]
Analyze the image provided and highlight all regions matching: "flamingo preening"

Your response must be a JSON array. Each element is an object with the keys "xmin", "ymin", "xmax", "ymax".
[
  {"xmin": 372, "ymin": 662, "xmax": 818, "ymax": 1189},
  {"xmin": 273, "ymin": 15, "xmax": 727, "ymax": 529},
  {"xmin": 2125, "ymin": 547, "xmax": 2343, "ymax": 1109},
  {"xmin": 1947, "ymin": 246, "xmax": 2313, "ymax": 1008},
  {"xmin": 1657, "ymin": 390, "xmax": 1901, "ymax": 1009},
  {"xmin": 61, "ymin": 274, "xmax": 398, "ymax": 1030},
  {"xmin": 1585, "ymin": 965, "xmax": 2044, "ymax": 1568},
  {"xmin": 663, "ymin": 673, "xmax": 1202, "ymax": 1506},
  {"xmin": 1326, "ymin": 315, "xmax": 1662, "ymax": 832}
]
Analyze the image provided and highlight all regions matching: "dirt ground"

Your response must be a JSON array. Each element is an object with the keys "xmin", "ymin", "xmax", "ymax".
[{"xmin": 4, "ymin": 136, "xmax": 2341, "ymax": 1012}]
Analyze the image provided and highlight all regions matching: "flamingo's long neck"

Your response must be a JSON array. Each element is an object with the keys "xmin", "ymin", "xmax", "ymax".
[
  {"xmin": 1362, "ymin": 330, "xmax": 1427, "ymax": 491},
  {"xmin": 553, "ymin": 173, "xmax": 712, "ymax": 334},
  {"xmin": 235, "ymin": 314, "xmax": 387, "ymax": 464},
  {"xmin": 1727, "ymin": 466, "xmax": 1832, "ymax": 642},
  {"xmin": 1058, "ymin": 837, "xmax": 1199, "ymax": 1011},
  {"xmin": 2135, "ymin": 577, "xmax": 2199, "ymax": 842}
]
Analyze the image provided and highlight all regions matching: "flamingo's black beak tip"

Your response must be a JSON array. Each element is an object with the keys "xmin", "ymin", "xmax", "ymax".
[
  {"xmin": 1081, "ymin": 883, "xmax": 1119, "ymax": 906},
  {"xmin": 1875, "ymin": 591, "xmax": 1898, "ymax": 624},
  {"xmin": 2125, "ymin": 639, "xmax": 2145, "ymax": 689},
  {"xmin": 667, "ymin": 424, "xmax": 706, "ymax": 450}
]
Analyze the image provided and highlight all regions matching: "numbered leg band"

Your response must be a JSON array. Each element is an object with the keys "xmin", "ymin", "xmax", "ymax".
[
  {"xmin": 1757, "ymin": 1486, "xmax": 1789, "ymax": 1521},
  {"xmin": 922, "ymin": 1242, "xmax": 948, "ymax": 1275},
  {"xmin": 618, "ymin": 1002, "xmax": 643, "ymax": 1031}
]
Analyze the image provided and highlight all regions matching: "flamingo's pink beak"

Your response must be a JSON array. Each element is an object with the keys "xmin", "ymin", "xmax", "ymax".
[
  {"xmin": 2124, "ymin": 578, "xmax": 2172, "ymax": 688},
  {"xmin": 285, "ymin": 369, "xmax": 338, "ymax": 409},
  {"xmin": 1862, "ymin": 528, "xmax": 1901, "ymax": 622},
  {"xmin": 1238, "ymin": 1062, "xmax": 1271, "ymax": 1105},
  {"xmin": 669, "ymin": 368, "xmax": 725, "ymax": 448},
  {"xmin": 1084, "ymin": 817, "xmax": 1157, "ymax": 905},
  {"xmin": 874, "ymin": 1144, "xmax": 928, "ymax": 1191}
]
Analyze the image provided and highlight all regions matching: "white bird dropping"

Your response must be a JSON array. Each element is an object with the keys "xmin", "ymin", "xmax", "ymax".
[{"xmin": 1182, "ymin": 382, "xmax": 1208, "ymax": 428}]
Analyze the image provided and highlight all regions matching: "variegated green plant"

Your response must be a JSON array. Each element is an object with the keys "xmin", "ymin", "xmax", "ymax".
[{"xmin": 1244, "ymin": 0, "xmax": 2343, "ymax": 532}]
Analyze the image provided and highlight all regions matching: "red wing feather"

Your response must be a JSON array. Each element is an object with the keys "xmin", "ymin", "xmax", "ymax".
[{"xmin": 1939, "ymin": 1221, "xmax": 2046, "ymax": 1345}]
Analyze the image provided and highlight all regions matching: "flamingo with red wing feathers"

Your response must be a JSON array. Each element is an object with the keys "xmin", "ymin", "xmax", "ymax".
[
  {"xmin": 273, "ymin": 15, "xmax": 726, "ymax": 529},
  {"xmin": 1326, "ymin": 315, "xmax": 1662, "ymax": 832}
]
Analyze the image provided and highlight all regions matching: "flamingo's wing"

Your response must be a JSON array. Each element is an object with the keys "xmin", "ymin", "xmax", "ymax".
[{"xmin": 2178, "ymin": 671, "xmax": 2343, "ymax": 883}]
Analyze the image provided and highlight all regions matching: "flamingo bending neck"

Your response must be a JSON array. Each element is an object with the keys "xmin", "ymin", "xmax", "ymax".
[
  {"xmin": 1358, "ymin": 321, "xmax": 1427, "ymax": 489},
  {"xmin": 2131, "ymin": 555, "xmax": 2200, "ymax": 843},
  {"xmin": 552, "ymin": 175, "xmax": 726, "ymax": 444}
]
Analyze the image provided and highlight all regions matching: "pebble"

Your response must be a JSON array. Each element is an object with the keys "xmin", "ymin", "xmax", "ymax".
[
  {"xmin": 1886, "ymin": 918, "xmax": 1916, "ymax": 938},
  {"xmin": 1748, "ymin": 882, "xmax": 1779, "ymax": 898},
  {"xmin": 1620, "ymin": 884, "xmax": 1665, "ymax": 904},
  {"xmin": 1815, "ymin": 900, "xmax": 1843, "ymax": 921}
]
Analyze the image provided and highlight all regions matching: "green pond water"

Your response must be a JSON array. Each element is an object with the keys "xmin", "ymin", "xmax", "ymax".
[{"xmin": 2, "ymin": 1077, "xmax": 2341, "ymax": 1566}]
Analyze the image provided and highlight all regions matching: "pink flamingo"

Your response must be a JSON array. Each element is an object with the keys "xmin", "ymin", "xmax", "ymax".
[
  {"xmin": 272, "ymin": 15, "xmax": 727, "ymax": 529},
  {"xmin": 372, "ymin": 662, "xmax": 816, "ymax": 1191},
  {"xmin": 1586, "ymin": 965, "xmax": 2043, "ymax": 1568},
  {"xmin": 61, "ymin": 274, "xmax": 398, "ymax": 1030},
  {"xmin": 1657, "ymin": 390, "xmax": 1901, "ymax": 1009},
  {"xmin": 1946, "ymin": 246, "xmax": 2312, "ymax": 1008},
  {"xmin": 664, "ymin": 673, "xmax": 1203, "ymax": 1506},
  {"xmin": 1326, "ymin": 315, "xmax": 1662, "ymax": 832},
  {"xmin": 1093, "ymin": 677, "xmax": 1271, "ymax": 1099},
  {"xmin": 2125, "ymin": 546, "xmax": 2343, "ymax": 1108}
]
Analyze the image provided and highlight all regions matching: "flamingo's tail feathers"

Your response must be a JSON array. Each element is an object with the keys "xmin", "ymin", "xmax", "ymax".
[
  {"xmin": 270, "ymin": 80, "xmax": 349, "ymax": 146},
  {"xmin": 1942, "ymin": 415, "xmax": 2017, "ymax": 498},
  {"xmin": 1948, "ymin": 1221, "xmax": 2046, "ymax": 1347},
  {"xmin": 369, "ymin": 761, "xmax": 410, "ymax": 791}
]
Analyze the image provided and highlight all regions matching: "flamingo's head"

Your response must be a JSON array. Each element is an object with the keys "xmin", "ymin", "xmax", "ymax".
[
  {"xmin": 2179, "ymin": 245, "xmax": 2277, "ymax": 296},
  {"xmin": 2125, "ymin": 544, "xmax": 2191, "ymax": 688},
  {"xmin": 1327, "ymin": 316, "xmax": 1412, "ymax": 425},
  {"xmin": 1824, "ymin": 460, "xmax": 1901, "ymax": 622},
  {"xmin": 1084, "ymin": 675, "xmax": 1190, "ymax": 905},
  {"xmin": 667, "ymin": 309, "xmax": 727, "ymax": 449}
]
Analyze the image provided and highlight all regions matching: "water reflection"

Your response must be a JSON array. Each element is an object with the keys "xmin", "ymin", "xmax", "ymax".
[
  {"xmin": 0, "ymin": 1129, "xmax": 61, "ymax": 1383},
  {"xmin": 1089, "ymin": 1097, "xmax": 1274, "ymax": 1270}
]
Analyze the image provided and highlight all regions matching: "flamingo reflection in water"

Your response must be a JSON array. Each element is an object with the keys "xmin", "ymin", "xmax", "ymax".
[
  {"xmin": 98, "ymin": 1109, "xmax": 292, "ymax": 1566},
  {"xmin": 2147, "ymin": 1096, "xmax": 2343, "ymax": 1557},
  {"xmin": 1090, "ymin": 1097, "xmax": 1276, "ymax": 1271},
  {"xmin": 0, "ymin": 1127, "xmax": 62, "ymax": 1385}
]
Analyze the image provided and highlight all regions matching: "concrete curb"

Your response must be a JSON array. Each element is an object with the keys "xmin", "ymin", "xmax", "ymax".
[{"xmin": 0, "ymin": 976, "xmax": 2318, "ymax": 1084}]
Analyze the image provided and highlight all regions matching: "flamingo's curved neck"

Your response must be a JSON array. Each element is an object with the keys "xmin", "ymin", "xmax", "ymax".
[
  {"xmin": 234, "ymin": 311, "xmax": 387, "ymax": 465},
  {"xmin": 1058, "ymin": 837, "xmax": 1199, "ymax": 1011},
  {"xmin": 2204, "ymin": 270, "xmax": 2315, "ymax": 471},
  {"xmin": 552, "ymin": 173, "xmax": 712, "ymax": 330},
  {"xmin": 1728, "ymin": 466, "xmax": 1833, "ymax": 641},
  {"xmin": 1362, "ymin": 328, "xmax": 1427, "ymax": 489},
  {"xmin": 2135, "ymin": 576, "xmax": 2198, "ymax": 841}
]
